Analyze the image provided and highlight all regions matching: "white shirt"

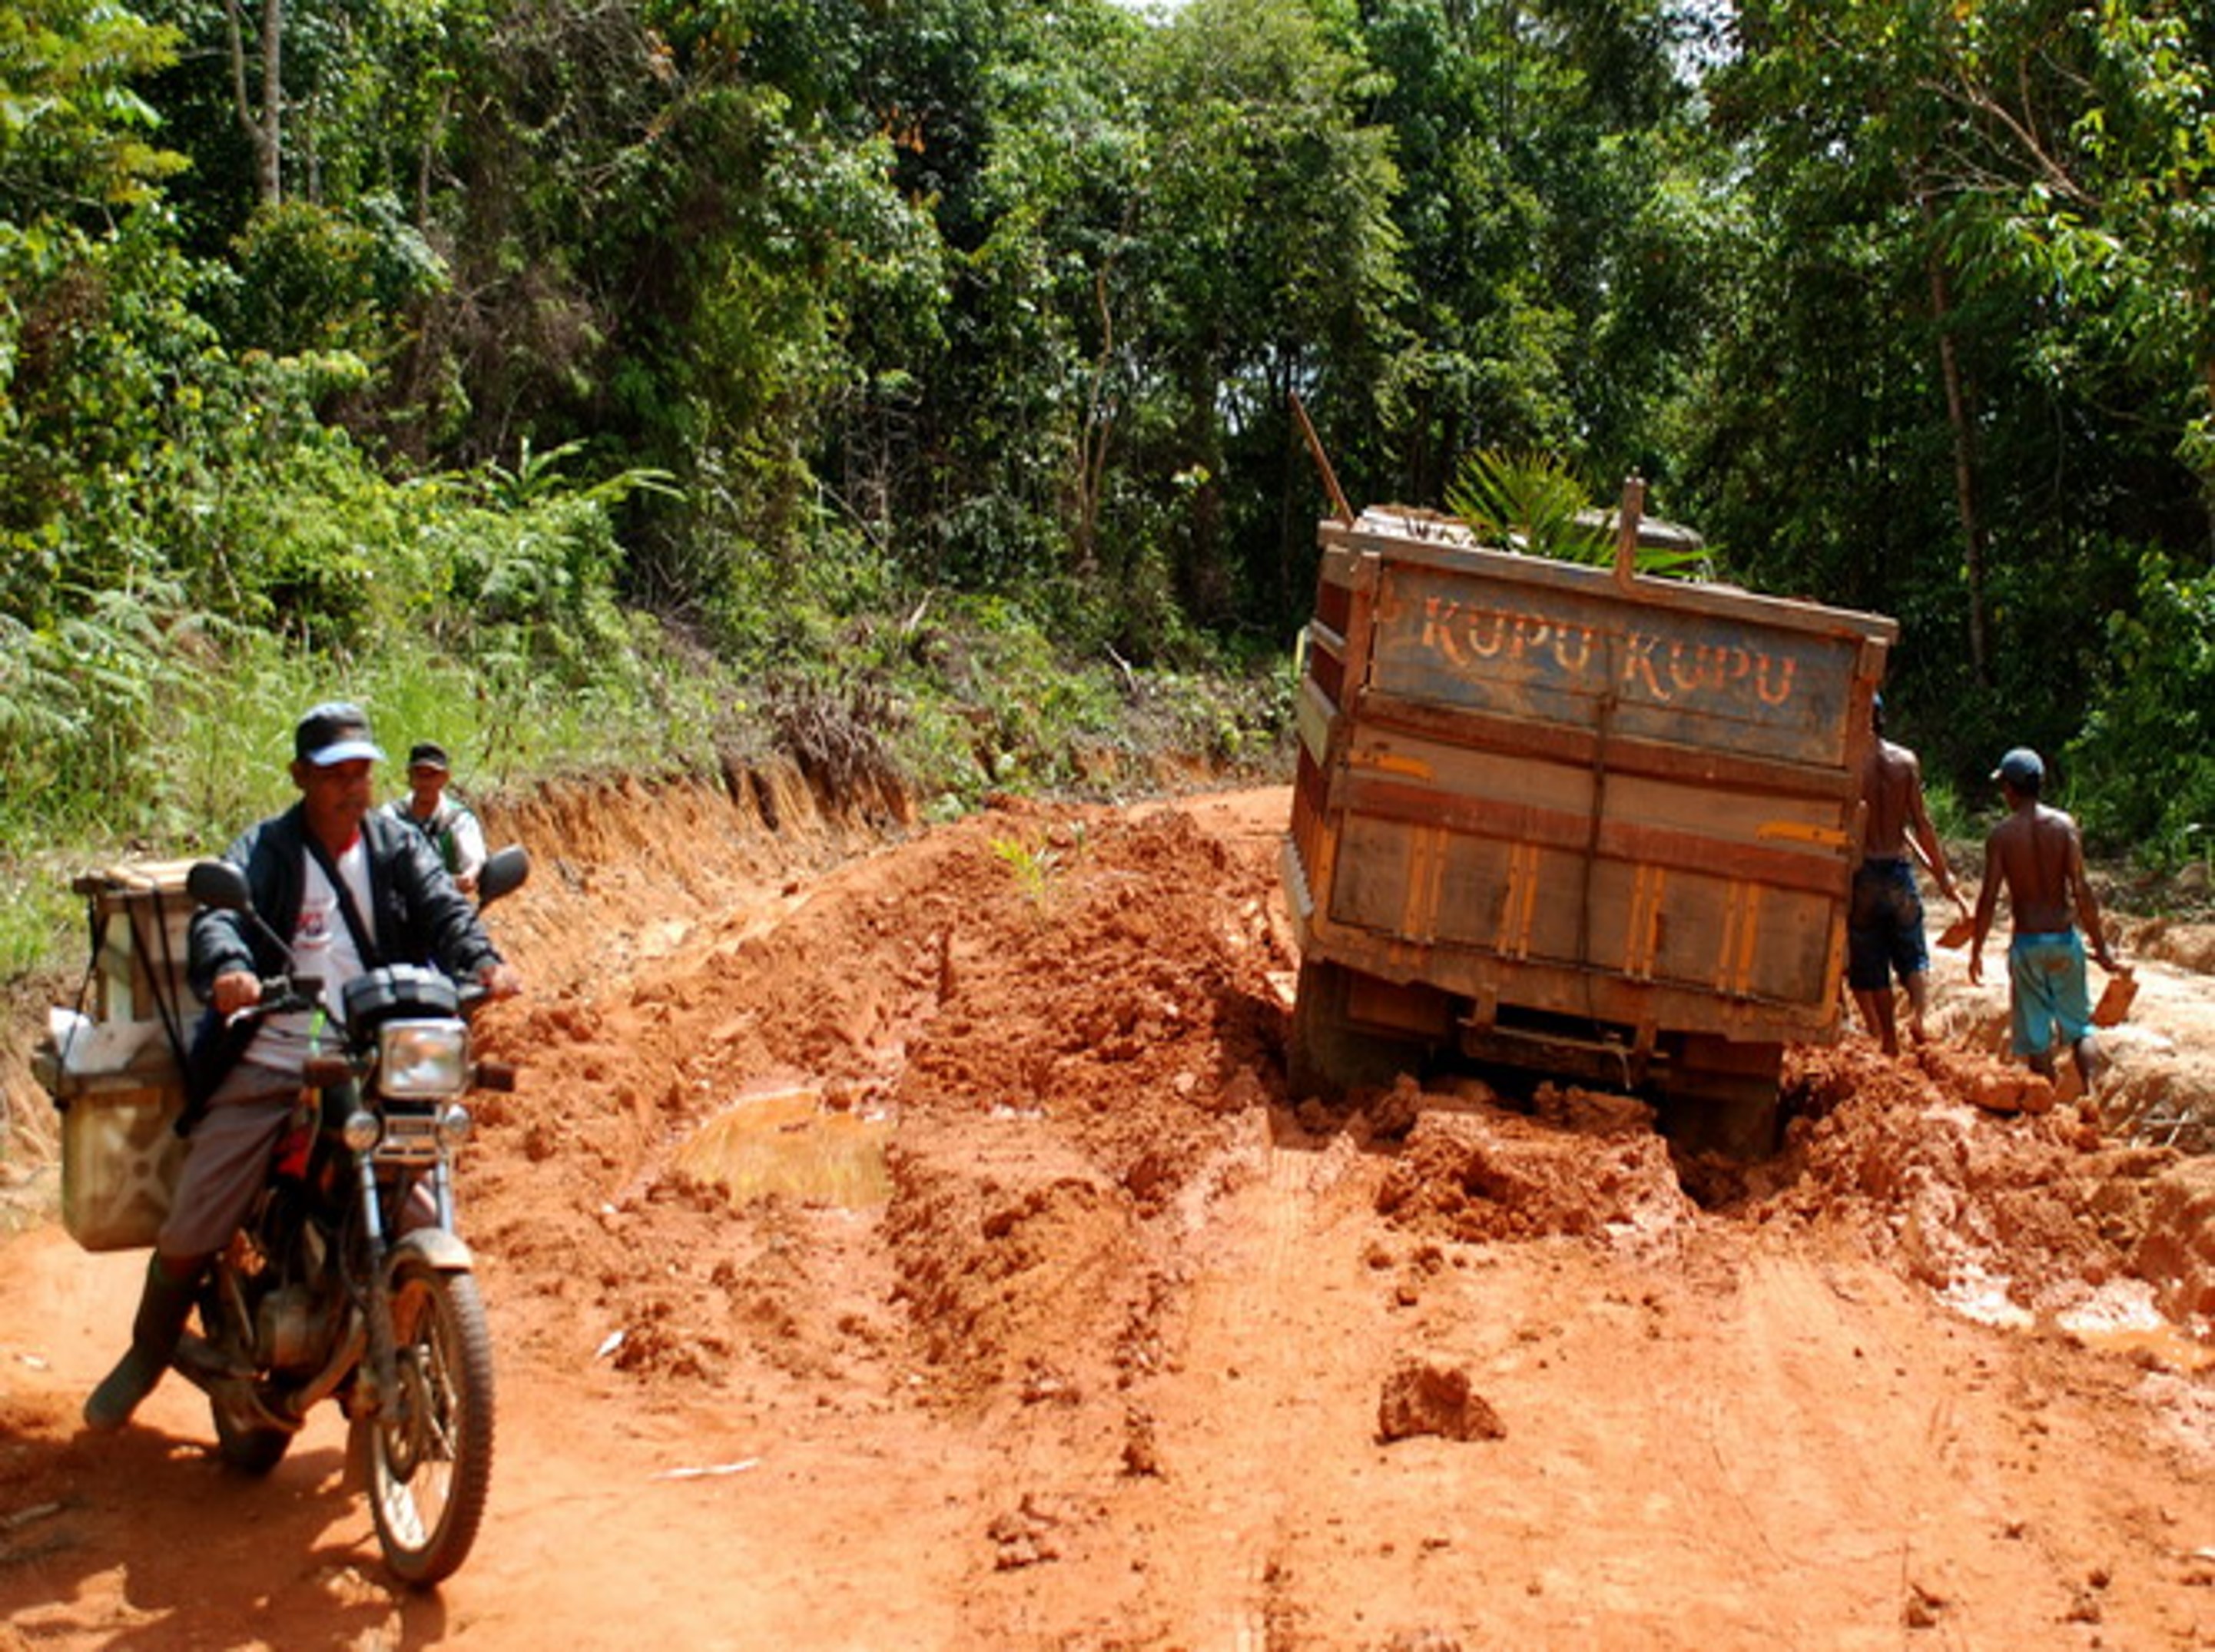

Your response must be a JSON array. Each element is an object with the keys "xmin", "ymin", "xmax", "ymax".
[{"xmin": 242, "ymin": 840, "xmax": 373, "ymax": 1073}]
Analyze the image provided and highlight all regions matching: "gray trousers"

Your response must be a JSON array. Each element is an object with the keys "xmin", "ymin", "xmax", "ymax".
[
  {"xmin": 155, "ymin": 1066, "xmax": 438, "ymax": 1258},
  {"xmin": 156, "ymin": 1067, "xmax": 301, "ymax": 1259}
]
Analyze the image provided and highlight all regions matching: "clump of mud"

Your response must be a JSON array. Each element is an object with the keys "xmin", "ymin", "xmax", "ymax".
[
  {"xmin": 2130, "ymin": 1157, "xmax": 2215, "ymax": 1320},
  {"xmin": 884, "ymin": 1118, "xmax": 1146, "ymax": 1408},
  {"xmin": 466, "ymin": 798, "xmax": 1298, "ymax": 1402},
  {"xmin": 1374, "ymin": 1089, "xmax": 1692, "ymax": 1246},
  {"xmin": 1376, "ymin": 1357, "xmax": 1506, "ymax": 1443},
  {"xmin": 892, "ymin": 805, "xmax": 1288, "ymax": 1209},
  {"xmin": 1758, "ymin": 1040, "xmax": 2215, "ymax": 1333}
]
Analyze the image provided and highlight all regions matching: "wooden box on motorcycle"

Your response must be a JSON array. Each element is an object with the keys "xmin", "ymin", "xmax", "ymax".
[{"xmin": 32, "ymin": 861, "xmax": 197, "ymax": 1251}]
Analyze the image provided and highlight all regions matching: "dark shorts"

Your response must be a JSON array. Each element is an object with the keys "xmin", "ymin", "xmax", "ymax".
[{"xmin": 1847, "ymin": 858, "xmax": 1928, "ymax": 992}]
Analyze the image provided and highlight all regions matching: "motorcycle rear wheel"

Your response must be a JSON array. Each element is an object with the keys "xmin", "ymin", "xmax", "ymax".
[{"xmin": 366, "ymin": 1258, "xmax": 494, "ymax": 1586}]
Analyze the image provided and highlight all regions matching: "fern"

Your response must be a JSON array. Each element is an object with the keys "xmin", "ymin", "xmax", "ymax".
[{"xmin": 1445, "ymin": 449, "xmax": 1710, "ymax": 579}]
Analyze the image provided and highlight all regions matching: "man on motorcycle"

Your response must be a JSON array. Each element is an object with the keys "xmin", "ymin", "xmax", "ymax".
[{"xmin": 84, "ymin": 701, "xmax": 523, "ymax": 1433}]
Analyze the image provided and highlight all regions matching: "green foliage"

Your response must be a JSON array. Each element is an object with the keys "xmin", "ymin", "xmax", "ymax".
[
  {"xmin": 1447, "ymin": 449, "xmax": 1610, "ymax": 561},
  {"xmin": 0, "ymin": 876, "xmax": 75, "ymax": 981},
  {"xmin": 991, "ymin": 831, "xmax": 1066, "ymax": 912},
  {"xmin": 1703, "ymin": 0, "xmax": 2210, "ymax": 794},
  {"xmin": 2067, "ymin": 553, "xmax": 2215, "ymax": 867},
  {"xmin": 0, "ymin": 0, "xmax": 185, "ymax": 219},
  {"xmin": 15, "ymin": 0, "xmax": 2215, "ymax": 971},
  {"xmin": 1445, "ymin": 449, "xmax": 1706, "ymax": 576},
  {"xmin": 221, "ymin": 197, "xmax": 446, "ymax": 360}
]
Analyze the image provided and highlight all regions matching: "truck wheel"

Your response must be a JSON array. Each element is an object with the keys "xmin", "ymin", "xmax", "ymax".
[
  {"xmin": 1658, "ymin": 1040, "xmax": 1786, "ymax": 1159},
  {"xmin": 1285, "ymin": 959, "xmax": 1429, "ymax": 1101}
]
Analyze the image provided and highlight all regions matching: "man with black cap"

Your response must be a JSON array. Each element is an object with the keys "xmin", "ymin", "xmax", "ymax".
[
  {"xmin": 386, "ymin": 739, "xmax": 487, "ymax": 894},
  {"xmin": 1968, "ymin": 745, "xmax": 2120, "ymax": 1093},
  {"xmin": 82, "ymin": 701, "xmax": 522, "ymax": 1434}
]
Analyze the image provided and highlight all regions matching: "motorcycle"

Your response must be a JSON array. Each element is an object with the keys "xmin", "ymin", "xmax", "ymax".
[{"xmin": 169, "ymin": 845, "xmax": 527, "ymax": 1585}]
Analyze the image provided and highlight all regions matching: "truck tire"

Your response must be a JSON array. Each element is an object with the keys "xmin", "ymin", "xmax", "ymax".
[
  {"xmin": 1657, "ymin": 1040, "xmax": 1786, "ymax": 1159},
  {"xmin": 1285, "ymin": 959, "xmax": 1430, "ymax": 1101}
]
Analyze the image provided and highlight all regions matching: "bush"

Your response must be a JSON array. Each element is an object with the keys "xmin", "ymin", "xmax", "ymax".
[{"xmin": 2068, "ymin": 552, "xmax": 2215, "ymax": 869}]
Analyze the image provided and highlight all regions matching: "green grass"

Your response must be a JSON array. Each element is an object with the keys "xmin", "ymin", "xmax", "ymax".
[{"xmin": 0, "ymin": 599, "xmax": 1295, "ymax": 997}]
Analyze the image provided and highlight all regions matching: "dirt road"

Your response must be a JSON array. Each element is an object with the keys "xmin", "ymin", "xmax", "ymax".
[{"xmin": 4, "ymin": 781, "xmax": 2213, "ymax": 1649}]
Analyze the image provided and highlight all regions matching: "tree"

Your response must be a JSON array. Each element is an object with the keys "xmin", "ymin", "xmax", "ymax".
[
  {"xmin": 1702, "ymin": 0, "xmax": 2207, "ymax": 779},
  {"xmin": 1131, "ymin": 0, "xmax": 1405, "ymax": 633}
]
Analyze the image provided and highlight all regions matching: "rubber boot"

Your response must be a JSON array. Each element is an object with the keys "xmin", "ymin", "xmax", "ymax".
[{"xmin": 83, "ymin": 1254, "xmax": 200, "ymax": 1433}]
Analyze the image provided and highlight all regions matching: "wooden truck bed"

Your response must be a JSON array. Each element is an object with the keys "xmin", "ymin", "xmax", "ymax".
[{"xmin": 1283, "ymin": 507, "xmax": 1898, "ymax": 1150}]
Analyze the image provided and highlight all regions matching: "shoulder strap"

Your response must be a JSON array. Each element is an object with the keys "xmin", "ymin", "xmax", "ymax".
[{"xmin": 300, "ymin": 832, "xmax": 383, "ymax": 970}]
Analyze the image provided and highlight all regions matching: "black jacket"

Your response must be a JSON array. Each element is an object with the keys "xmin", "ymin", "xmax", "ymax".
[{"xmin": 184, "ymin": 804, "xmax": 504, "ymax": 1102}]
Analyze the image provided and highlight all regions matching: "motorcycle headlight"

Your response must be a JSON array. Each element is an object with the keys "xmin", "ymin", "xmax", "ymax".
[{"xmin": 376, "ymin": 1019, "xmax": 469, "ymax": 1100}]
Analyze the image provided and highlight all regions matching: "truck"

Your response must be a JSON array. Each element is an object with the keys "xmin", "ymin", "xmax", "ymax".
[{"xmin": 1281, "ymin": 487, "xmax": 1898, "ymax": 1155}]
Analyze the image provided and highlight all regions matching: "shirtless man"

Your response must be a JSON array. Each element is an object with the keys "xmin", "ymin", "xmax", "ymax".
[
  {"xmin": 1849, "ymin": 696, "xmax": 1968, "ymax": 1053},
  {"xmin": 1967, "ymin": 746, "xmax": 2120, "ymax": 1090}
]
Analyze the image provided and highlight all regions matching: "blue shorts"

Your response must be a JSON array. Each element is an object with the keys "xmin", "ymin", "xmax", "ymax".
[
  {"xmin": 2008, "ymin": 930, "xmax": 2092, "ymax": 1057},
  {"xmin": 1847, "ymin": 859, "xmax": 1928, "ymax": 991}
]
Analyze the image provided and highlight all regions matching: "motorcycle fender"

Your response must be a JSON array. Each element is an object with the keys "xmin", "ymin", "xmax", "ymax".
[{"xmin": 390, "ymin": 1226, "xmax": 475, "ymax": 1273}]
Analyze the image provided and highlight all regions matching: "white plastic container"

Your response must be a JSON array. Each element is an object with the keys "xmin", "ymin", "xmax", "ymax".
[{"xmin": 38, "ymin": 862, "xmax": 198, "ymax": 1251}]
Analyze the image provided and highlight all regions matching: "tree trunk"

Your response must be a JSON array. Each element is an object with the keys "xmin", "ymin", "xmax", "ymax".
[
  {"xmin": 226, "ymin": 0, "xmax": 283, "ymax": 204},
  {"xmin": 1922, "ymin": 194, "xmax": 1988, "ymax": 685},
  {"xmin": 1071, "ymin": 267, "xmax": 1117, "ymax": 580}
]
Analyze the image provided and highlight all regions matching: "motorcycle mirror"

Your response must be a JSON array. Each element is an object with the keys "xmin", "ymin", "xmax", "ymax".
[
  {"xmin": 476, "ymin": 845, "xmax": 529, "ymax": 907},
  {"xmin": 186, "ymin": 859, "xmax": 254, "ymax": 911}
]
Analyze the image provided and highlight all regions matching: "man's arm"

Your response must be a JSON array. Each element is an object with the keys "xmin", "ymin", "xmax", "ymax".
[
  {"xmin": 1967, "ymin": 834, "xmax": 2002, "ymax": 984},
  {"xmin": 1905, "ymin": 765, "xmax": 1966, "ymax": 911},
  {"xmin": 187, "ymin": 822, "xmax": 266, "ymax": 1003},
  {"xmin": 2064, "ymin": 821, "xmax": 2117, "ymax": 970},
  {"xmin": 449, "ymin": 804, "xmax": 488, "ymax": 890}
]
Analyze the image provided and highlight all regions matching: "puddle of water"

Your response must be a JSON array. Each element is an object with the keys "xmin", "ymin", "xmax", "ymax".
[
  {"xmin": 2065, "ymin": 1322, "xmax": 2215, "ymax": 1373},
  {"xmin": 2054, "ymin": 1284, "xmax": 2215, "ymax": 1372},
  {"xmin": 675, "ymin": 1083, "xmax": 892, "ymax": 1209},
  {"xmin": 1941, "ymin": 1272, "xmax": 2215, "ymax": 1372}
]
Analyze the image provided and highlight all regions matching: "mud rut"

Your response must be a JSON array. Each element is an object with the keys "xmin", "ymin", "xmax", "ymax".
[{"xmin": 3, "ymin": 776, "xmax": 2214, "ymax": 1650}]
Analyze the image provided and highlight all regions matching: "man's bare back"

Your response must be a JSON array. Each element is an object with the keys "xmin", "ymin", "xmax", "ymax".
[
  {"xmin": 1968, "ymin": 765, "xmax": 2115, "ymax": 980},
  {"xmin": 1985, "ymin": 804, "xmax": 2090, "ymax": 936},
  {"xmin": 1862, "ymin": 739, "xmax": 1928, "ymax": 861}
]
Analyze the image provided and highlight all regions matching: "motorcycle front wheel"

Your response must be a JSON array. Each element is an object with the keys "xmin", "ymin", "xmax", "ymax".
[{"xmin": 364, "ymin": 1258, "xmax": 495, "ymax": 1586}]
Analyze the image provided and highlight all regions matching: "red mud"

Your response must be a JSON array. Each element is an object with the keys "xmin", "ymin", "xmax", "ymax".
[{"xmin": 4, "ymin": 781, "xmax": 2213, "ymax": 1648}]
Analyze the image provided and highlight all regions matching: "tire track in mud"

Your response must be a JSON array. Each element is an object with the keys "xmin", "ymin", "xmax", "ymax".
[
  {"xmin": 1152, "ymin": 1117, "xmax": 1343, "ymax": 1650},
  {"xmin": 1142, "ymin": 1111, "xmax": 1449, "ymax": 1651},
  {"xmin": 1680, "ymin": 1249, "xmax": 1935, "ymax": 1634},
  {"xmin": 1650, "ymin": 1239, "xmax": 2158, "ymax": 1647}
]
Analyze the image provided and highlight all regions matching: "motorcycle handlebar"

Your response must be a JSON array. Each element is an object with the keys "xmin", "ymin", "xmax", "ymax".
[{"xmin": 227, "ymin": 973, "xmax": 320, "ymax": 1021}]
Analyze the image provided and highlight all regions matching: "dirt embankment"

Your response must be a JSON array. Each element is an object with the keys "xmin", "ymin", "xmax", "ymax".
[{"xmin": 3, "ymin": 776, "xmax": 2213, "ymax": 1650}]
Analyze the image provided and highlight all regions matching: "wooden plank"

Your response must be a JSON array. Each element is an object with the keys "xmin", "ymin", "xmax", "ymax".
[
  {"xmin": 1349, "ymin": 688, "xmax": 1864, "ymax": 801},
  {"xmin": 1364, "ymin": 559, "xmax": 1875, "ymax": 768},
  {"xmin": 1337, "ymin": 775, "xmax": 1849, "ymax": 897},
  {"xmin": 1295, "ymin": 675, "xmax": 1335, "ymax": 768},
  {"xmin": 1300, "ymin": 910, "xmax": 1842, "ymax": 1039},
  {"xmin": 1321, "ymin": 513, "xmax": 1901, "ymax": 646}
]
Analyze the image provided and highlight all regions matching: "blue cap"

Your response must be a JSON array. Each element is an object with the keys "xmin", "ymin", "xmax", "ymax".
[
  {"xmin": 294, "ymin": 702, "xmax": 384, "ymax": 767},
  {"xmin": 1992, "ymin": 747, "xmax": 2044, "ymax": 789}
]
